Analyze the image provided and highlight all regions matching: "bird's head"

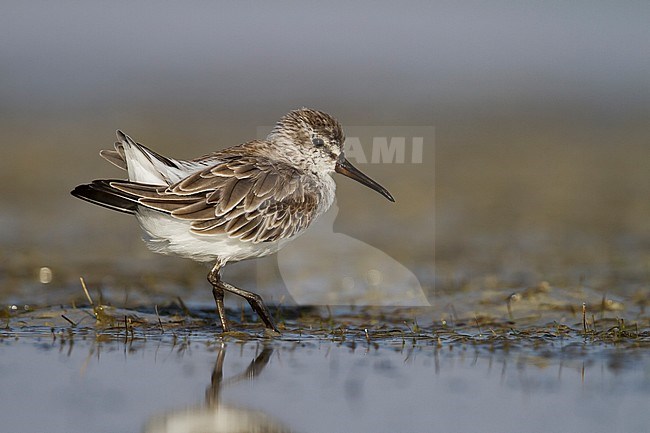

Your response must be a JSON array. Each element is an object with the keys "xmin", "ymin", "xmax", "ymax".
[{"xmin": 268, "ymin": 108, "xmax": 395, "ymax": 202}]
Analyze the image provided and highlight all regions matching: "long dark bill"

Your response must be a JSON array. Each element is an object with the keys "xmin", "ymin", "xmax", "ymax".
[{"xmin": 335, "ymin": 156, "xmax": 395, "ymax": 202}]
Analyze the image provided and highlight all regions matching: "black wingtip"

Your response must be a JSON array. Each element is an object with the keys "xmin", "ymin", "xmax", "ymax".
[{"xmin": 71, "ymin": 181, "xmax": 138, "ymax": 215}]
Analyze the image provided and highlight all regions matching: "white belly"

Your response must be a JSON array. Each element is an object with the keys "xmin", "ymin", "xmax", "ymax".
[{"xmin": 135, "ymin": 208, "xmax": 289, "ymax": 263}]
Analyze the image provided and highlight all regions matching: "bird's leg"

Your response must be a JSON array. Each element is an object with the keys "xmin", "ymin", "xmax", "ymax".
[
  {"xmin": 220, "ymin": 280, "xmax": 279, "ymax": 333},
  {"xmin": 208, "ymin": 261, "xmax": 230, "ymax": 332}
]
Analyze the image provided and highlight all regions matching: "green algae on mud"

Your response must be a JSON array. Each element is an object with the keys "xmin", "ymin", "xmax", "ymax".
[{"xmin": 3, "ymin": 302, "xmax": 648, "ymax": 356}]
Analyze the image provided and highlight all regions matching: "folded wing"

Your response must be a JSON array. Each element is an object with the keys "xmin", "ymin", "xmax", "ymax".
[{"xmin": 104, "ymin": 156, "xmax": 318, "ymax": 243}]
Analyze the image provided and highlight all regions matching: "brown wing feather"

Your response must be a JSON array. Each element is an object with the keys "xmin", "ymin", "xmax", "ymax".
[{"xmin": 112, "ymin": 155, "xmax": 320, "ymax": 243}]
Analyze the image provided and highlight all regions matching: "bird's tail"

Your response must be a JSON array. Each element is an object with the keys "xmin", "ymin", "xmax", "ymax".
[
  {"xmin": 72, "ymin": 131, "xmax": 205, "ymax": 214},
  {"xmin": 100, "ymin": 130, "xmax": 187, "ymax": 185}
]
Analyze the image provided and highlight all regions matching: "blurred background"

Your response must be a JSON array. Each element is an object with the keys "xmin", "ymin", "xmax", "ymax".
[{"xmin": 1, "ymin": 1, "xmax": 648, "ymax": 314}]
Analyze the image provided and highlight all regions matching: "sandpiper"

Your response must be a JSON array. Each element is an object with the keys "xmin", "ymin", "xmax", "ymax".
[{"xmin": 71, "ymin": 108, "xmax": 394, "ymax": 333}]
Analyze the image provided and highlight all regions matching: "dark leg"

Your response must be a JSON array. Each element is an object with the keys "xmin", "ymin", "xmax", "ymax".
[
  {"xmin": 207, "ymin": 259, "xmax": 279, "ymax": 333},
  {"xmin": 208, "ymin": 261, "xmax": 230, "ymax": 332},
  {"xmin": 220, "ymin": 280, "xmax": 279, "ymax": 333}
]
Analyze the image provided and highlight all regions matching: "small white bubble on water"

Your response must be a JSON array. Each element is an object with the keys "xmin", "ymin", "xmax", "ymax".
[{"xmin": 39, "ymin": 266, "xmax": 53, "ymax": 284}]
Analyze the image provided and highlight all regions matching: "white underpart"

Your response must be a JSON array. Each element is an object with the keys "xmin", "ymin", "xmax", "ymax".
[
  {"xmin": 119, "ymin": 137, "xmax": 337, "ymax": 264},
  {"xmin": 137, "ymin": 208, "xmax": 291, "ymax": 263}
]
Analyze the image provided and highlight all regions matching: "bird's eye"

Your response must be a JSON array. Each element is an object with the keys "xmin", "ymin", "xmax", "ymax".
[{"xmin": 312, "ymin": 137, "xmax": 325, "ymax": 147}]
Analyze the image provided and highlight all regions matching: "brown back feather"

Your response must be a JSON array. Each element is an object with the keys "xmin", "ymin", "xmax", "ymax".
[{"xmin": 111, "ymin": 155, "xmax": 320, "ymax": 243}]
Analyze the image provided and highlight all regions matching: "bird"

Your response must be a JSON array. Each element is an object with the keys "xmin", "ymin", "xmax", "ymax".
[{"xmin": 71, "ymin": 108, "xmax": 395, "ymax": 333}]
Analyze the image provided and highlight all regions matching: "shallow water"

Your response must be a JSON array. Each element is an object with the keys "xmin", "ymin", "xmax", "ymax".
[
  {"xmin": 2, "ymin": 323, "xmax": 649, "ymax": 433},
  {"xmin": 1, "ymin": 300, "xmax": 649, "ymax": 433}
]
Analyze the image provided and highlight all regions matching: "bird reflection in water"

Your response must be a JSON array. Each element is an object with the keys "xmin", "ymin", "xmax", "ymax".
[{"xmin": 145, "ymin": 345, "xmax": 293, "ymax": 433}]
